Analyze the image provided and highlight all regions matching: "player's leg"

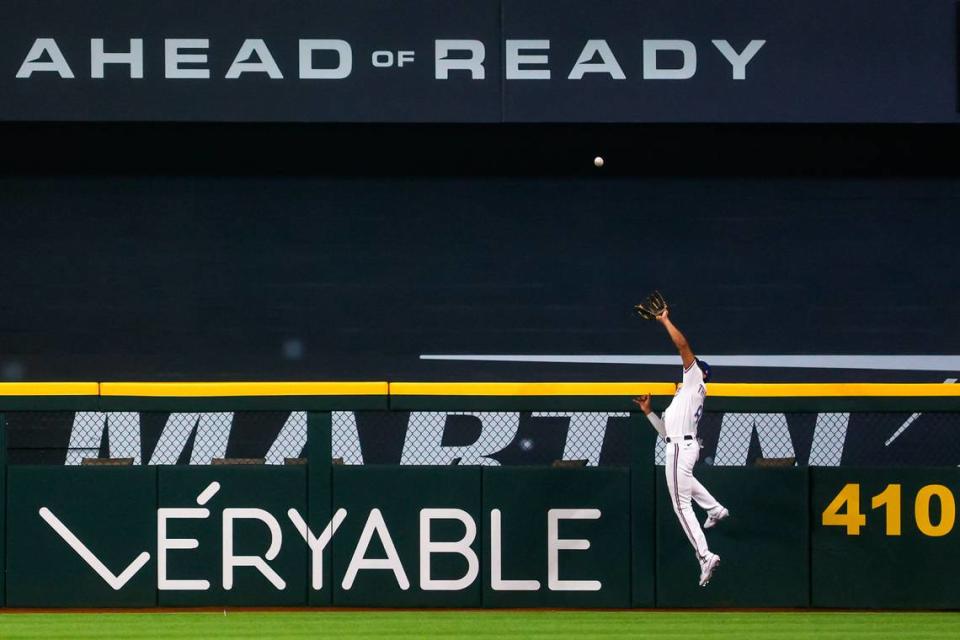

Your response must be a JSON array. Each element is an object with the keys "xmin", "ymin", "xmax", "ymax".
[
  {"xmin": 664, "ymin": 444, "xmax": 696, "ymax": 550},
  {"xmin": 690, "ymin": 476, "xmax": 722, "ymax": 513},
  {"xmin": 675, "ymin": 442, "xmax": 723, "ymax": 585},
  {"xmin": 692, "ymin": 475, "xmax": 729, "ymax": 528},
  {"xmin": 666, "ymin": 442, "xmax": 711, "ymax": 562}
]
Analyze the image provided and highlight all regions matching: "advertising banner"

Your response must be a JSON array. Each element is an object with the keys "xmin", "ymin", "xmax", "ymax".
[
  {"xmin": 482, "ymin": 467, "xmax": 632, "ymax": 607},
  {"xmin": 156, "ymin": 466, "xmax": 309, "ymax": 607},
  {"xmin": 1, "ymin": 1, "xmax": 958, "ymax": 122},
  {"xmin": 331, "ymin": 467, "xmax": 483, "ymax": 607}
]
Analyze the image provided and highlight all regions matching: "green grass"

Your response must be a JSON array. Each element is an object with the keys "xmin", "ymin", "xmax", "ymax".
[{"xmin": 0, "ymin": 611, "xmax": 958, "ymax": 639}]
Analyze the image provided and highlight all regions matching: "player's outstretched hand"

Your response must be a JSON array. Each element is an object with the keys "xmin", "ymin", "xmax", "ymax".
[{"xmin": 633, "ymin": 394, "xmax": 652, "ymax": 414}]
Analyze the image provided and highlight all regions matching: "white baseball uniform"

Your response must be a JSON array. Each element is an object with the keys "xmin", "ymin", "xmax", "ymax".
[{"xmin": 647, "ymin": 361, "xmax": 724, "ymax": 564}]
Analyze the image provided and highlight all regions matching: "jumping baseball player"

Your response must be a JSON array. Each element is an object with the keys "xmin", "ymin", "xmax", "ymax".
[{"xmin": 633, "ymin": 291, "xmax": 729, "ymax": 587}]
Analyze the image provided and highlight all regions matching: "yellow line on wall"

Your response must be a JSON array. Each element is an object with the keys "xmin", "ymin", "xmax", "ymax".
[
  {"xmin": 391, "ymin": 382, "xmax": 960, "ymax": 397},
  {"xmin": 0, "ymin": 382, "xmax": 100, "ymax": 396},
  {"xmin": 100, "ymin": 382, "xmax": 388, "ymax": 397},
  {"xmin": 1, "ymin": 381, "xmax": 957, "ymax": 398},
  {"xmin": 390, "ymin": 382, "xmax": 677, "ymax": 396},
  {"xmin": 708, "ymin": 383, "xmax": 960, "ymax": 397}
]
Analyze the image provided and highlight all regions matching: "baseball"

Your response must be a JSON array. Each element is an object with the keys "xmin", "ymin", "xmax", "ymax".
[{"xmin": 594, "ymin": 156, "xmax": 604, "ymax": 167}]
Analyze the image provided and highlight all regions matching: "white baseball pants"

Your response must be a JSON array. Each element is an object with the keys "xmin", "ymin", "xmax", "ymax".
[{"xmin": 665, "ymin": 439, "xmax": 721, "ymax": 562}]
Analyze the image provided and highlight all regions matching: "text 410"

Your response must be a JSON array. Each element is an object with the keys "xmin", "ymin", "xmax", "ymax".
[{"xmin": 822, "ymin": 483, "xmax": 956, "ymax": 537}]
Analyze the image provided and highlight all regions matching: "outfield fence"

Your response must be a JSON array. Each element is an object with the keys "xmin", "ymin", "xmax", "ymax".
[
  {"xmin": 0, "ymin": 382, "xmax": 958, "ymax": 609},
  {"xmin": 3, "ymin": 383, "xmax": 959, "ymax": 467},
  {"xmin": 6, "ymin": 409, "xmax": 960, "ymax": 467}
]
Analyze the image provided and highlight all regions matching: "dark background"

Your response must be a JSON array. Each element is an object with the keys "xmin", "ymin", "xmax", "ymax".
[{"xmin": 1, "ymin": 123, "xmax": 958, "ymax": 382}]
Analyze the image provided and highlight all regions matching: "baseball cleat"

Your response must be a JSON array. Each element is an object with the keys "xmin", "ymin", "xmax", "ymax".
[
  {"xmin": 699, "ymin": 553, "xmax": 721, "ymax": 587},
  {"xmin": 704, "ymin": 507, "xmax": 729, "ymax": 529}
]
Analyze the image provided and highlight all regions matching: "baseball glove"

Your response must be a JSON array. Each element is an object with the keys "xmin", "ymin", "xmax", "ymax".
[{"xmin": 634, "ymin": 290, "xmax": 668, "ymax": 320}]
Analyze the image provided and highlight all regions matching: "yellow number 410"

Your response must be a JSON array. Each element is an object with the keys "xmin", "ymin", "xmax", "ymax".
[{"xmin": 822, "ymin": 482, "xmax": 956, "ymax": 537}]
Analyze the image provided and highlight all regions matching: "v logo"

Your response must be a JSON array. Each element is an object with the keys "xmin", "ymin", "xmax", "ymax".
[{"xmin": 39, "ymin": 507, "xmax": 151, "ymax": 590}]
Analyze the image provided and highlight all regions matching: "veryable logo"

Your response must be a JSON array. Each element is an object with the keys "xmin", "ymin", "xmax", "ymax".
[{"xmin": 39, "ymin": 481, "xmax": 605, "ymax": 593}]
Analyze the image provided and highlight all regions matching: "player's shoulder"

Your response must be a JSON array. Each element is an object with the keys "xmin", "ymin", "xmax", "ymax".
[{"xmin": 682, "ymin": 359, "xmax": 703, "ymax": 378}]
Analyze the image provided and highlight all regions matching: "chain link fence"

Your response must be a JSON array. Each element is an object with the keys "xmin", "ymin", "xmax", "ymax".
[
  {"xmin": 333, "ymin": 411, "xmax": 630, "ymax": 466},
  {"xmin": 4, "ymin": 409, "xmax": 960, "ymax": 467},
  {"xmin": 657, "ymin": 411, "xmax": 960, "ymax": 467},
  {"xmin": 4, "ymin": 411, "xmax": 306, "ymax": 466}
]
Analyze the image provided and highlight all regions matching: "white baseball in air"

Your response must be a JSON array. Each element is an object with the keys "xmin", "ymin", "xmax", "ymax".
[{"xmin": 594, "ymin": 156, "xmax": 604, "ymax": 167}]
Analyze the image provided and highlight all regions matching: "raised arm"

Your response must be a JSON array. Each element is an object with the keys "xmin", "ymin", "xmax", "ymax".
[
  {"xmin": 657, "ymin": 308, "xmax": 696, "ymax": 370},
  {"xmin": 632, "ymin": 394, "xmax": 665, "ymax": 438}
]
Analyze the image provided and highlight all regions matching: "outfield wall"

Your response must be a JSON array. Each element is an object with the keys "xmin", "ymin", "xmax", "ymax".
[{"xmin": 1, "ymin": 382, "xmax": 958, "ymax": 609}]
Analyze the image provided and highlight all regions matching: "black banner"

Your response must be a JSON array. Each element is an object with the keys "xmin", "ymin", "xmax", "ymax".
[
  {"xmin": 1, "ymin": 175, "xmax": 958, "ymax": 383},
  {"xmin": 1, "ymin": 0, "xmax": 958, "ymax": 122}
]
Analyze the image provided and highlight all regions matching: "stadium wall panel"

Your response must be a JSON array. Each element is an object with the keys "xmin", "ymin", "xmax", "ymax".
[
  {"xmin": 481, "ymin": 467, "xmax": 632, "ymax": 608},
  {"xmin": 811, "ymin": 467, "xmax": 960, "ymax": 609},
  {"xmin": 655, "ymin": 467, "xmax": 810, "ymax": 607},
  {"xmin": 155, "ymin": 466, "xmax": 308, "ymax": 607},
  {"xmin": 0, "ymin": 417, "xmax": 6, "ymax": 606},
  {"xmin": 307, "ymin": 412, "xmax": 334, "ymax": 606},
  {"xmin": 631, "ymin": 415, "xmax": 657, "ymax": 607},
  {"xmin": 3, "ymin": 397, "xmax": 960, "ymax": 609},
  {"xmin": 5, "ymin": 466, "xmax": 158, "ymax": 607},
  {"xmin": 331, "ymin": 466, "xmax": 484, "ymax": 607}
]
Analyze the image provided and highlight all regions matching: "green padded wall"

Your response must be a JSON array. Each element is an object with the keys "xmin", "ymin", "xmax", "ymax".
[
  {"xmin": 6, "ymin": 467, "xmax": 158, "ymax": 607},
  {"xmin": 656, "ymin": 466, "xmax": 810, "ymax": 607},
  {"xmin": 631, "ymin": 422, "xmax": 657, "ymax": 607},
  {"xmin": 0, "ymin": 417, "xmax": 6, "ymax": 605},
  {"xmin": 307, "ymin": 412, "xmax": 333, "ymax": 606},
  {"xmin": 332, "ymin": 466, "xmax": 483, "ymax": 607},
  {"xmin": 811, "ymin": 467, "xmax": 960, "ymax": 609},
  {"xmin": 156, "ymin": 466, "xmax": 308, "ymax": 606},
  {"xmin": 482, "ymin": 467, "xmax": 631, "ymax": 608}
]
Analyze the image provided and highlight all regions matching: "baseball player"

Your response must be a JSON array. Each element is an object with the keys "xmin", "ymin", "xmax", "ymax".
[{"xmin": 633, "ymin": 294, "xmax": 729, "ymax": 587}]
